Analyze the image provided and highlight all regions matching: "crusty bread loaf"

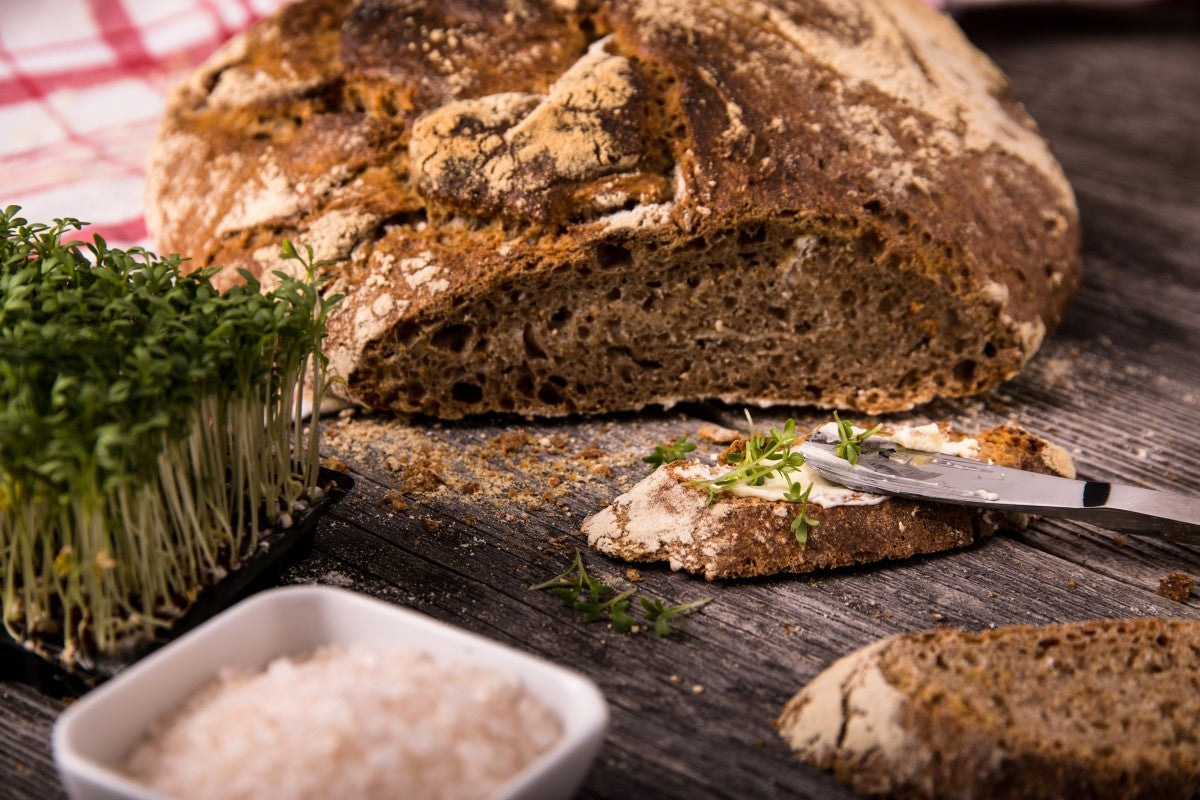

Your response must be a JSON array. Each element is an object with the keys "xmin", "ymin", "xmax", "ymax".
[
  {"xmin": 582, "ymin": 422, "xmax": 1073, "ymax": 580},
  {"xmin": 775, "ymin": 617, "xmax": 1200, "ymax": 799},
  {"xmin": 147, "ymin": 0, "xmax": 1080, "ymax": 418}
]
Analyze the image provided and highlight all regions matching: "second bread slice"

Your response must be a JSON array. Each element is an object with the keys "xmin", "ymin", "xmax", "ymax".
[{"xmin": 776, "ymin": 617, "xmax": 1200, "ymax": 799}]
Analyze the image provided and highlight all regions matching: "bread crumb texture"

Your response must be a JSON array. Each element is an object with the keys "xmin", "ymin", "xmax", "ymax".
[
  {"xmin": 148, "ymin": 0, "xmax": 1081, "ymax": 418},
  {"xmin": 777, "ymin": 617, "xmax": 1200, "ymax": 799}
]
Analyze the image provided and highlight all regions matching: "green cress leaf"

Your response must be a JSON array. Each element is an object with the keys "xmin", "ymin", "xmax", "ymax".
[
  {"xmin": 640, "ymin": 596, "xmax": 714, "ymax": 638},
  {"xmin": 789, "ymin": 483, "xmax": 819, "ymax": 545},
  {"xmin": 642, "ymin": 434, "xmax": 697, "ymax": 471},
  {"xmin": 832, "ymin": 411, "xmax": 882, "ymax": 466}
]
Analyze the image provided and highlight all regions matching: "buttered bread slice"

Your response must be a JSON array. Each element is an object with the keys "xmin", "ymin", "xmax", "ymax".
[{"xmin": 582, "ymin": 421, "xmax": 1073, "ymax": 580}]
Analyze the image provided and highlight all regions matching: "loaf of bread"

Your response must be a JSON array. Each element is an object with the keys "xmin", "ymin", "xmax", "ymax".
[
  {"xmin": 775, "ymin": 617, "xmax": 1200, "ymax": 799},
  {"xmin": 582, "ymin": 422, "xmax": 1073, "ymax": 579},
  {"xmin": 147, "ymin": 0, "xmax": 1080, "ymax": 418}
]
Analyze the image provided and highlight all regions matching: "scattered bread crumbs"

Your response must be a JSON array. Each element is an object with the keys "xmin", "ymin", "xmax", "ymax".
[
  {"xmin": 398, "ymin": 465, "xmax": 445, "ymax": 494},
  {"xmin": 542, "ymin": 535, "xmax": 571, "ymax": 554},
  {"xmin": 319, "ymin": 414, "xmax": 660, "ymax": 520},
  {"xmin": 381, "ymin": 489, "xmax": 407, "ymax": 512},
  {"xmin": 626, "ymin": 568, "xmax": 643, "ymax": 583},
  {"xmin": 696, "ymin": 423, "xmax": 740, "ymax": 444},
  {"xmin": 492, "ymin": 430, "xmax": 531, "ymax": 454},
  {"xmin": 1157, "ymin": 572, "xmax": 1195, "ymax": 602},
  {"xmin": 323, "ymin": 455, "xmax": 349, "ymax": 472},
  {"xmin": 691, "ymin": 684, "xmax": 704, "ymax": 695},
  {"xmin": 1067, "ymin": 579, "xmax": 1077, "ymax": 590}
]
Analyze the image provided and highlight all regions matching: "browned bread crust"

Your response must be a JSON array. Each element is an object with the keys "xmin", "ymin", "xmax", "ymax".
[
  {"xmin": 776, "ymin": 618, "xmax": 1200, "ymax": 799},
  {"xmin": 147, "ymin": 0, "xmax": 1081, "ymax": 418},
  {"xmin": 582, "ymin": 423, "xmax": 1073, "ymax": 580}
]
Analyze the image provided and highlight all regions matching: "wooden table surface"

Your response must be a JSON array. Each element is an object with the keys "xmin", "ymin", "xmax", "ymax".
[{"xmin": 4, "ymin": 4, "xmax": 1199, "ymax": 798}]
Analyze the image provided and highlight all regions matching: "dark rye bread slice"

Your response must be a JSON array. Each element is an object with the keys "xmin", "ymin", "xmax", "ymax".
[
  {"xmin": 775, "ymin": 618, "xmax": 1200, "ymax": 799},
  {"xmin": 582, "ymin": 423, "xmax": 1073, "ymax": 580},
  {"xmin": 146, "ymin": 0, "xmax": 1080, "ymax": 418}
]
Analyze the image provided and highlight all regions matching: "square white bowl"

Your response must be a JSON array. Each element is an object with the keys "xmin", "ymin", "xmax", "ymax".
[{"xmin": 54, "ymin": 585, "xmax": 608, "ymax": 800}]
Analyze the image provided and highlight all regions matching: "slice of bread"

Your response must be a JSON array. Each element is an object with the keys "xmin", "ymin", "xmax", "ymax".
[
  {"xmin": 583, "ymin": 422, "xmax": 1073, "ymax": 580},
  {"xmin": 146, "ymin": 0, "xmax": 1080, "ymax": 418},
  {"xmin": 775, "ymin": 618, "xmax": 1200, "ymax": 799}
]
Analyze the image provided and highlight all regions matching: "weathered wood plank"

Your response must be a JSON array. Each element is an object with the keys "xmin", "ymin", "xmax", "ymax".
[{"xmin": 2, "ymin": 6, "xmax": 1198, "ymax": 799}]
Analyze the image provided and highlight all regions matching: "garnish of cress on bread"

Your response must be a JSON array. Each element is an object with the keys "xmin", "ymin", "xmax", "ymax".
[
  {"xmin": 583, "ymin": 419, "xmax": 983, "ymax": 563},
  {"xmin": 701, "ymin": 419, "xmax": 981, "ymax": 513}
]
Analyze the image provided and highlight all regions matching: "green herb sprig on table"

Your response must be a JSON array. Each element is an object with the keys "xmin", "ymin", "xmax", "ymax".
[
  {"xmin": 0, "ymin": 207, "xmax": 341, "ymax": 667},
  {"xmin": 531, "ymin": 550, "xmax": 711, "ymax": 638},
  {"xmin": 642, "ymin": 435, "xmax": 697, "ymax": 472}
]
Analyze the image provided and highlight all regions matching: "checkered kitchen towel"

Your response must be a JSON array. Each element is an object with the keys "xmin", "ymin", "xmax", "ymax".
[{"xmin": 0, "ymin": 0, "xmax": 287, "ymax": 249}]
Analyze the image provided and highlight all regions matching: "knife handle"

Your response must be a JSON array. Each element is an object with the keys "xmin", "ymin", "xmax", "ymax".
[{"xmin": 1070, "ymin": 482, "xmax": 1200, "ymax": 543}]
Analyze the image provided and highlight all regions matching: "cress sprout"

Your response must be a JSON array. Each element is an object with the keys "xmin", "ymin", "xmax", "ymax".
[{"xmin": 0, "ymin": 207, "xmax": 341, "ymax": 667}]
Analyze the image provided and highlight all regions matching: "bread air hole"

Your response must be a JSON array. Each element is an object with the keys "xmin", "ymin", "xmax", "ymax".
[
  {"xmin": 537, "ymin": 383, "xmax": 563, "ymax": 405},
  {"xmin": 451, "ymin": 382, "xmax": 483, "ymax": 404},
  {"xmin": 522, "ymin": 325, "xmax": 548, "ymax": 360},
  {"xmin": 548, "ymin": 307, "xmax": 571, "ymax": 330},
  {"xmin": 596, "ymin": 243, "xmax": 632, "ymax": 268},
  {"xmin": 430, "ymin": 323, "xmax": 473, "ymax": 352}
]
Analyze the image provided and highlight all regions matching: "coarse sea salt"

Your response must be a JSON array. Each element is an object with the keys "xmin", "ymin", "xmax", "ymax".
[{"xmin": 122, "ymin": 643, "xmax": 562, "ymax": 800}]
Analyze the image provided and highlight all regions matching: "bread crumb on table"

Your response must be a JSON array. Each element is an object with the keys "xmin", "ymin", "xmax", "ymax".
[{"xmin": 1157, "ymin": 571, "xmax": 1195, "ymax": 602}]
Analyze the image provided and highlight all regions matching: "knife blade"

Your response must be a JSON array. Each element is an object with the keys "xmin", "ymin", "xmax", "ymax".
[{"xmin": 799, "ymin": 430, "xmax": 1200, "ymax": 542}]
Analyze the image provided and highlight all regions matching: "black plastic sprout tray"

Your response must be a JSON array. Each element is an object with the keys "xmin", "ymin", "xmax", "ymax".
[{"xmin": 0, "ymin": 467, "xmax": 353, "ymax": 697}]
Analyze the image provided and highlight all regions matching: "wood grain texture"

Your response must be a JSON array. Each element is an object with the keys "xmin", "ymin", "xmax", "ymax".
[{"xmin": 3, "ymin": 4, "xmax": 1198, "ymax": 799}]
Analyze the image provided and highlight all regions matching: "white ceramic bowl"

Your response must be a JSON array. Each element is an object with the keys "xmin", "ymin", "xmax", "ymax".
[{"xmin": 54, "ymin": 585, "xmax": 608, "ymax": 800}]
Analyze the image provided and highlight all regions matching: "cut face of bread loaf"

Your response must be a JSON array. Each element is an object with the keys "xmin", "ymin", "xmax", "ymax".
[
  {"xmin": 776, "ymin": 618, "xmax": 1200, "ymax": 799},
  {"xmin": 147, "ymin": 0, "xmax": 1081, "ymax": 418},
  {"xmin": 583, "ymin": 422, "xmax": 1074, "ymax": 580}
]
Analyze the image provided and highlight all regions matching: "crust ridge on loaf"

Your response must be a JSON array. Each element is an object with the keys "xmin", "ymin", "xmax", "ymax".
[
  {"xmin": 147, "ymin": 0, "xmax": 1081, "ymax": 418},
  {"xmin": 776, "ymin": 618, "xmax": 1200, "ymax": 799},
  {"xmin": 582, "ymin": 422, "xmax": 1073, "ymax": 580}
]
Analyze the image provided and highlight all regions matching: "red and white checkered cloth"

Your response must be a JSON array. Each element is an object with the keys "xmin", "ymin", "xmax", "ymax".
[{"xmin": 0, "ymin": 0, "xmax": 287, "ymax": 250}]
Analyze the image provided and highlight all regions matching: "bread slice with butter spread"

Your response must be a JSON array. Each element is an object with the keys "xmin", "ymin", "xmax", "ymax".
[{"xmin": 582, "ymin": 422, "xmax": 1073, "ymax": 580}]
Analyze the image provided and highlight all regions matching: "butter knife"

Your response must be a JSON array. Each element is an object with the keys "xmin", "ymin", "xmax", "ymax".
[{"xmin": 800, "ymin": 430, "xmax": 1200, "ymax": 542}]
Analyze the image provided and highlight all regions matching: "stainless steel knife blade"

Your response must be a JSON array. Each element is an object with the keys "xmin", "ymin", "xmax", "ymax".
[{"xmin": 799, "ymin": 430, "xmax": 1200, "ymax": 542}]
